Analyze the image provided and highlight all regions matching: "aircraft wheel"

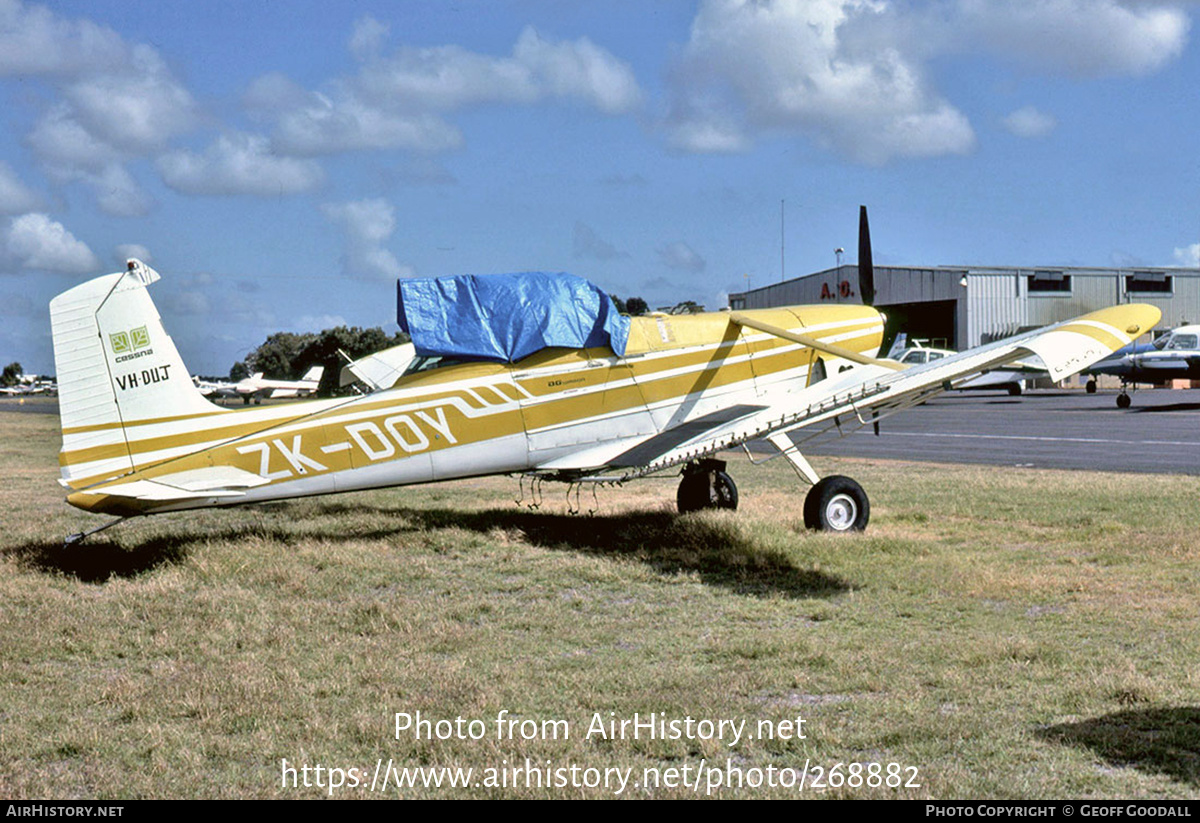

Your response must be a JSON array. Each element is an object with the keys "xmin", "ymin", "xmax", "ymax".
[
  {"xmin": 1116, "ymin": 393, "xmax": 1132, "ymax": 409},
  {"xmin": 1085, "ymin": 379, "xmax": 1097, "ymax": 394},
  {"xmin": 804, "ymin": 476, "xmax": 870, "ymax": 532},
  {"xmin": 1007, "ymin": 382, "xmax": 1023, "ymax": 397},
  {"xmin": 677, "ymin": 470, "xmax": 738, "ymax": 513}
]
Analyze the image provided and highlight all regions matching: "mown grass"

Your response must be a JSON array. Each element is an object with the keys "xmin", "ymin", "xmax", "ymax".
[{"xmin": 1, "ymin": 410, "xmax": 1198, "ymax": 799}]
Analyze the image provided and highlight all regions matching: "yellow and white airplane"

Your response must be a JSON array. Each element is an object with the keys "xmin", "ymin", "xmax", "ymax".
[{"xmin": 50, "ymin": 210, "xmax": 1159, "ymax": 545}]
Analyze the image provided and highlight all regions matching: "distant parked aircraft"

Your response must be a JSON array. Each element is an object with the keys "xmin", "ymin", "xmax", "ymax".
[
  {"xmin": 1082, "ymin": 323, "xmax": 1200, "ymax": 407},
  {"xmin": 196, "ymin": 367, "xmax": 324, "ymax": 404},
  {"xmin": 887, "ymin": 335, "xmax": 1038, "ymax": 396}
]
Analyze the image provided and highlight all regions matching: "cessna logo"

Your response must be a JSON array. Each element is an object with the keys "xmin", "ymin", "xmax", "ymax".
[{"xmin": 111, "ymin": 326, "xmax": 155, "ymax": 363}]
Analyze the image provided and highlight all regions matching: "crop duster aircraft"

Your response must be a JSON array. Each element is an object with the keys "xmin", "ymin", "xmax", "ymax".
[{"xmin": 50, "ymin": 209, "xmax": 1160, "ymax": 545}]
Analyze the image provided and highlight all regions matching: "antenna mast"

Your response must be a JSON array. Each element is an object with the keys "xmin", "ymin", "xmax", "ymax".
[{"xmin": 780, "ymin": 199, "xmax": 785, "ymax": 282}]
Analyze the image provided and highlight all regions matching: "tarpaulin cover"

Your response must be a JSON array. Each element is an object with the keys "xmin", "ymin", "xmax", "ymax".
[{"xmin": 397, "ymin": 272, "xmax": 630, "ymax": 363}]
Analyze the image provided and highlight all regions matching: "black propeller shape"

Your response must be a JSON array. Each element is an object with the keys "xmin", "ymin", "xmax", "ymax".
[{"xmin": 858, "ymin": 204, "xmax": 875, "ymax": 308}]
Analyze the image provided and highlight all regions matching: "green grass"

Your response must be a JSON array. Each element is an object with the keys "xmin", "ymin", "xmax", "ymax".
[{"xmin": 2, "ymin": 410, "xmax": 1199, "ymax": 798}]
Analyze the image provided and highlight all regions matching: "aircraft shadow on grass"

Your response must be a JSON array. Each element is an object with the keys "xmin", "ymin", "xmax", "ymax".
[
  {"xmin": 13, "ymin": 503, "xmax": 851, "ymax": 598},
  {"xmin": 1038, "ymin": 706, "xmax": 1200, "ymax": 788},
  {"xmin": 5, "ymin": 533, "xmax": 192, "ymax": 584}
]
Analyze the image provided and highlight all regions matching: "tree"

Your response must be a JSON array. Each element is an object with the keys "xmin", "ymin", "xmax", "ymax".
[
  {"xmin": 245, "ymin": 331, "xmax": 316, "ymax": 380},
  {"xmin": 610, "ymin": 295, "xmax": 648, "ymax": 315},
  {"xmin": 664, "ymin": 300, "xmax": 705, "ymax": 315},
  {"xmin": 1, "ymin": 362, "xmax": 22, "ymax": 387},
  {"xmin": 240, "ymin": 326, "xmax": 409, "ymax": 396}
]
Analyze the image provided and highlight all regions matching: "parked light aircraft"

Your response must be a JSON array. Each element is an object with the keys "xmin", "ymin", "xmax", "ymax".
[
  {"xmin": 195, "ymin": 367, "xmax": 324, "ymax": 404},
  {"xmin": 50, "ymin": 209, "xmax": 1159, "ymax": 545},
  {"xmin": 886, "ymin": 334, "xmax": 1040, "ymax": 396},
  {"xmin": 1081, "ymin": 323, "xmax": 1200, "ymax": 408}
]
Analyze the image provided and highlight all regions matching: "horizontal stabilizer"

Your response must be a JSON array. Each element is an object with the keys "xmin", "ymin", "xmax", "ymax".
[
  {"xmin": 340, "ymin": 343, "xmax": 416, "ymax": 390},
  {"xmin": 82, "ymin": 479, "xmax": 245, "ymax": 502}
]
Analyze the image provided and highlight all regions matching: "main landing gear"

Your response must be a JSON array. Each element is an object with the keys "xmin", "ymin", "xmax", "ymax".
[
  {"xmin": 803, "ymin": 475, "xmax": 870, "ymax": 532},
  {"xmin": 677, "ymin": 459, "xmax": 739, "ymax": 513},
  {"xmin": 674, "ymin": 456, "xmax": 870, "ymax": 533}
]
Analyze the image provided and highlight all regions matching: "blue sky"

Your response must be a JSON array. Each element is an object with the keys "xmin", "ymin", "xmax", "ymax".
[{"xmin": 4, "ymin": 0, "xmax": 1200, "ymax": 375}]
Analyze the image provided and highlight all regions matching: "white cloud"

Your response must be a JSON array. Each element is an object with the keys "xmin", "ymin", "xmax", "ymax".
[
  {"xmin": 664, "ymin": 0, "xmax": 975, "ymax": 163},
  {"xmin": 1174, "ymin": 243, "xmax": 1199, "ymax": 267},
  {"xmin": 955, "ymin": 0, "xmax": 1189, "ymax": 78},
  {"xmin": 3, "ymin": 212, "xmax": 99, "ymax": 273},
  {"xmin": 1002, "ymin": 106, "xmax": 1057, "ymax": 138},
  {"xmin": 114, "ymin": 243, "xmax": 151, "ymax": 266},
  {"xmin": 249, "ymin": 23, "xmax": 641, "ymax": 157},
  {"xmin": 157, "ymin": 133, "xmax": 325, "ymax": 196},
  {"xmin": 321, "ymin": 198, "xmax": 411, "ymax": 279},
  {"xmin": 349, "ymin": 15, "xmax": 388, "ymax": 61},
  {"xmin": 61, "ymin": 45, "xmax": 197, "ymax": 155},
  {"xmin": 657, "ymin": 241, "xmax": 706, "ymax": 273},
  {"xmin": 0, "ymin": 0, "xmax": 125, "ymax": 77},
  {"xmin": 0, "ymin": 162, "xmax": 43, "ymax": 214},
  {"xmin": 271, "ymin": 91, "xmax": 463, "ymax": 156},
  {"xmin": 355, "ymin": 25, "xmax": 641, "ymax": 113},
  {"xmin": 509, "ymin": 26, "xmax": 643, "ymax": 115},
  {"xmin": 162, "ymin": 290, "xmax": 211, "ymax": 316},
  {"xmin": 573, "ymin": 221, "xmax": 629, "ymax": 261},
  {"xmin": 8, "ymin": 2, "xmax": 198, "ymax": 213},
  {"xmin": 664, "ymin": 0, "xmax": 1188, "ymax": 163},
  {"xmin": 29, "ymin": 105, "xmax": 121, "ymax": 173},
  {"xmin": 297, "ymin": 314, "xmax": 349, "ymax": 332}
]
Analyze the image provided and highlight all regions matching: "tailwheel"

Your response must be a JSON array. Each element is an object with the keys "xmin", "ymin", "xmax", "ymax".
[
  {"xmin": 677, "ymin": 460, "xmax": 739, "ymax": 513},
  {"xmin": 803, "ymin": 475, "xmax": 870, "ymax": 532}
]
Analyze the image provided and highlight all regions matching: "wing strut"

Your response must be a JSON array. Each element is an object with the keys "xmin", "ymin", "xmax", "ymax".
[{"xmin": 727, "ymin": 311, "xmax": 905, "ymax": 371}]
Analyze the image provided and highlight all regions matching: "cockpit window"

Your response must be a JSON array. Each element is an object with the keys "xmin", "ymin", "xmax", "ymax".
[
  {"xmin": 401, "ymin": 355, "xmax": 465, "ymax": 376},
  {"xmin": 928, "ymin": 351, "xmax": 945, "ymax": 361},
  {"xmin": 899, "ymin": 350, "xmax": 927, "ymax": 364},
  {"xmin": 1166, "ymin": 334, "xmax": 1198, "ymax": 350}
]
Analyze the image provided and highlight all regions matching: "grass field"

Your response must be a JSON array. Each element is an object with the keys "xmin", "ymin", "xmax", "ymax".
[{"xmin": 1, "ymin": 409, "xmax": 1198, "ymax": 799}]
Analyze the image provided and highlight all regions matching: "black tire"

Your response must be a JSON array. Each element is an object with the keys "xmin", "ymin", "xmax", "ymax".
[
  {"xmin": 1116, "ymin": 393, "xmax": 1132, "ymax": 409},
  {"xmin": 677, "ymin": 470, "xmax": 739, "ymax": 513},
  {"xmin": 1007, "ymin": 383, "xmax": 1023, "ymax": 396},
  {"xmin": 1085, "ymin": 379, "xmax": 1097, "ymax": 394},
  {"xmin": 803, "ymin": 476, "xmax": 869, "ymax": 532},
  {"xmin": 712, "ymin": 471, "xmax": 738, "ymax": 510}
]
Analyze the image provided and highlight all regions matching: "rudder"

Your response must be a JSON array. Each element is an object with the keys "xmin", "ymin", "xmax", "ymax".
[{"xmin": 50, "ymin": 259, "xmax": 221, "ymax": 488}]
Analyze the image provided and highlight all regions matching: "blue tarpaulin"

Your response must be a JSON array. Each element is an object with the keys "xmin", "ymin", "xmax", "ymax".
[{"xmin": 397, "ymin": 272, "xmax": 630, "ymax": 363}]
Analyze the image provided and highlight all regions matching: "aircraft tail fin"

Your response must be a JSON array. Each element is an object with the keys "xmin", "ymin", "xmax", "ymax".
[
  {"xmin": 50, "ymin": 259, "xmax": 221, "ymax": 488},
  {"xmin": 301, "ymin": 365, "xmax": 324, "ymax": 383}
]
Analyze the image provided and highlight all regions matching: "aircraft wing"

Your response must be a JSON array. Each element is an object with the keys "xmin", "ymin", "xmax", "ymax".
[{"xmin": 595, "ymin": 303, "xmax": 1159, "ymax": 481}]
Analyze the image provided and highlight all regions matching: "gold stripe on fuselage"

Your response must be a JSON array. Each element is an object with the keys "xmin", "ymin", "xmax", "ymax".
[{"xmin": 65, "ymin": 305, "xmax": 884, "ymax": 508}]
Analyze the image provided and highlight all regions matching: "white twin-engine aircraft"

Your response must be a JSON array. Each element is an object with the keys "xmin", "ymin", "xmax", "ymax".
[{"xmin": 50, "ymin": 209, "xmax": 1159, "ymax": 545}]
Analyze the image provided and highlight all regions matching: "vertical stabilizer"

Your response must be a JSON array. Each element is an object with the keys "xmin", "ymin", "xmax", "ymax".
[{"xmin": 50, "ymin": 260, "xmax": 221, "ymax": 488}]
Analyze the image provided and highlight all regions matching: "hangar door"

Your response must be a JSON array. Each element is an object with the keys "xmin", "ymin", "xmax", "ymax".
[{"xmin": 879, "ymin": 299, "xmax": 958, "ymax": 351}]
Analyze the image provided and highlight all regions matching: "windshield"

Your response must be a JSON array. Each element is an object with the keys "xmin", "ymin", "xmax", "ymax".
[
  {"xmin": 401, "ymin": 355, "xmax": 466, "ymax": 377},
  {"xmin": 1165, "ymin": 334, "xmax": 1198, "ymax": 351}
]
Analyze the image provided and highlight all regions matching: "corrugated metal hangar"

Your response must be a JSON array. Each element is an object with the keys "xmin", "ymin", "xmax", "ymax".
[{"xmin": 728, "ymin": 265, "xmax": 1200, "ymax": 351}]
